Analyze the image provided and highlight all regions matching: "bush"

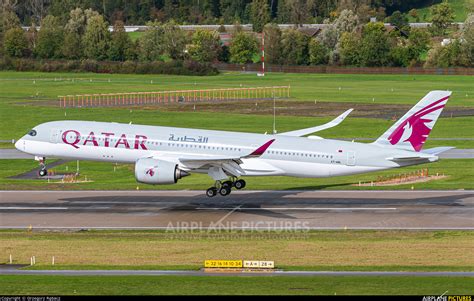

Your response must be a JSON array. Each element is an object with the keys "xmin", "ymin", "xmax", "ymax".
[
  {"xmin": 80, "ymin": 59, "xmax": 99, "ymax": 72},
  {"xmin": 0, "ymin": 58, "xmax": 218, "ymax": 76}
]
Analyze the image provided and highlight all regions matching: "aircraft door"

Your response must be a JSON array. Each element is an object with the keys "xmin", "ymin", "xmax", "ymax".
[
  {"xmin": 50, "ymin": 129, "xmax": 62, "ymax": 143},
  {"xmin": 346, "ymin": 151, "xmax": 356, "ymax": 166}
]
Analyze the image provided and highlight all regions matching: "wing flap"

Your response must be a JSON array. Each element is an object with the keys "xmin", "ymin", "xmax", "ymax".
[{"xmin": 178, "ymin": 139, "xmax": 275, "ymax": 176}]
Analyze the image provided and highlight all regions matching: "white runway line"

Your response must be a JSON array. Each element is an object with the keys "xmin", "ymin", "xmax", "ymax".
[
  {"xmin": 0, "ymin": 207, "xmax": 69, "ymax": 210},
  {"xmin": 0, "ymin": 206, "xmax": 111, "ymax": 210},
  {"xmin": 0, "ymin": 226, "xmax": 473, "ymax": 230},
  {"xmin": 197, "ymin": 207, "xmax": 398, "ymax": 211}
]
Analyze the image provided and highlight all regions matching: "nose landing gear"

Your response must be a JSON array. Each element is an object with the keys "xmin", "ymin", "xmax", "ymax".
[
  {"xmin": 206, "ymin": 178, "xmax": 246, "ymax": 197},
  {"xmin": 37, "ymin": 157, "xmax": 48, "ymax": 177}
]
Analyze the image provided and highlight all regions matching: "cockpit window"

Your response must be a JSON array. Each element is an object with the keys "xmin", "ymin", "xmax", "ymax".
[{"xmin": 28, "ymin": 130, "xmax": 37, "ymax": 136}]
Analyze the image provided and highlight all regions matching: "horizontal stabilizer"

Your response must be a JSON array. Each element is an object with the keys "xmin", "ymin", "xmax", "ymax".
[
  {"xmin": 421, "ymin": 146, "xmax": 455, "ymax": 155},
  {"xmin": 279, "ymin": 109, "xmax": 353, "ymax": 137},
  {"xmin": 386, "ymin": 154, "xmax": 437, "ymax": 162}
]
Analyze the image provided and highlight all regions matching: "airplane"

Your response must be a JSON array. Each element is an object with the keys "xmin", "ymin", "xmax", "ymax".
[{"xmin": 15, "ymin": 90, "xmax": 453, "ymax": 197}]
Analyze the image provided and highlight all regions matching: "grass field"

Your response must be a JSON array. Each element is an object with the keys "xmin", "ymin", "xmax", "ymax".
[
  {"xmin": 0, "ymin": 71, "xmax": 472, "ymax": 190},
  {"xmin": 408, "ymin": 0, "xmax": 471, "ymax": 22},
  {"xmin": 0, "ymin": 71, "xmax": 473, "ymax": 141},
  {"xmin": 1, "ymin": 230, "xmax": 473, "ymax": 270},
  {"xmin": 1, "ymin": 158, "xmax": 473, "ymax": 190},
  {"xmin": 1, "ymin": 275, "xmax": 472, "ymax": 295}
]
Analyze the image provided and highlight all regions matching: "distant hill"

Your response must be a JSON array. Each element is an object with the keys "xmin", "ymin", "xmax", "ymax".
[{"xmin": 407, "ymin": 0, "xmax": 471, "ymax": 22}]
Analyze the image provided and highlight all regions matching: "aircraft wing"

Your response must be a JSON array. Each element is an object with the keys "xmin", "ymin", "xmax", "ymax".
[
  {"xmin": 177, "ymin": 139, "xmax": 276, "ymax": 177},
  {"xmin": 278, "ymin": 109, "xmax": 353, "ymax": 137}
]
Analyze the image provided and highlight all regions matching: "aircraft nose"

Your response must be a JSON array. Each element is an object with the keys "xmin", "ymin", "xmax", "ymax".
[{"xmin": 14, "ymin": 139, "xmax": 23, "ymax": 151}]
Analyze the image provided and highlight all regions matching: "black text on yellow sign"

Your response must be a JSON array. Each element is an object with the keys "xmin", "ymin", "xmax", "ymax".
[{"xmin": 204, "ymin": 260, "xmax": 243, "ymax": 268}]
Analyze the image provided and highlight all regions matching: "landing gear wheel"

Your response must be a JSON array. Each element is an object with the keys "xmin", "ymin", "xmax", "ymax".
[
  {"xmin": 218, "ymin": 186, "xmax": 231, "ymax": 196},
  {"xmin": 38, "ymin": 169, "xmax": 47, "ymax": 177},
  {"xmin": 234, "ymin": 179, "xmax": 246, "ymax": 190},
  {"xmin": 222, "ymin": 181, "xmax": 233, "ymax": 188},
  {"xmin": 206, "ymin": 187, "xmax": 217, "ymax": 198}
]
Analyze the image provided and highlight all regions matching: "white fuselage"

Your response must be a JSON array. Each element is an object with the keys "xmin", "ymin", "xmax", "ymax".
[{"xmin": 15, "ymin": 121, "xmax": 432, "ymax": 179}]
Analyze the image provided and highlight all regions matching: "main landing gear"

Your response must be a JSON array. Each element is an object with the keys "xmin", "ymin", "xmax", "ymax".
[
  {"xmin": 37, "ymin": 157, "xmax": 48, "ymax": 177},
  {"xmin": 206, "ymin": 178, "xmax": 246, "ymax": 197}
]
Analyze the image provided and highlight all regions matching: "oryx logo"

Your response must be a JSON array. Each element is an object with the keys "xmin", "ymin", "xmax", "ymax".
[
  {"xmin": 388, "ymin": 96, "xmax": 448, "ymax": 152},
  {"xmin": 145, "ymin": 168, "xmax": 155, "ymax": 177}
]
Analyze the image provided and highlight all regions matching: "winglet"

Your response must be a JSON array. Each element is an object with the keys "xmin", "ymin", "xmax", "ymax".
[
  {"xmin": 279, "ymin": 108, "xmax": 353, "ymax": 137},
  {"xmin": 245, "ymin": 139, "xmax": 275, "ymax": 158}
]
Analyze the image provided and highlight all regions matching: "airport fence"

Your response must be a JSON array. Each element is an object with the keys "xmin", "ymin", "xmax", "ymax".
[
  {"xmin": 216, "ymin": 63, "xmax": 474, "ymax": 75},
  {"xmin": 58, "ymin": 86, "xmax": 291, "ymax": 108}
]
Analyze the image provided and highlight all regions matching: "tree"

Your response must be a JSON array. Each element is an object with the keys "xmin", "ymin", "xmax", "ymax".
[
  {"xmin": 188, "ymin": 29, "xmax": 222, "ymax": 63},
  {"xmin": 408, "ymin": 8, "xmax": 419, "ymax": 22},
  {"xmin": 83, "ymin": 14, "xmax": 110, "ymax": 60},
  {"xmin": 229, "ymin": 31, "xmax": 259, "ymax": 64},
  {"xmin": 161, "ymin": 21, "xmax": 188, "ymax": 60},
  {"xmin": 406, "ymin": 28, "xmax": 431, "ymax": 63},
  {"xmin": 109, "ymin": 20, "xmax": 132, "ymax": 61},
  {"xmin": 220, "ymin": 0, "xmax": 248, "ymax": 23},
  {"xmin": 35, "ymin": 15, "xmax": 63, "ymax": 58},
  {"xmin": 0, "ymin": 8, "xmax": 21, "ymax": 50},
  {"xmin": 334, "ymin": 9, "xmax": 359, "ymax": 36},
  {"xmin": 308, "ymin": 38, "xmax": 329, "ymax": 65},
  {"xmin": 337, "ymin": 0, "xmax": 371, "ymax": 22},
  {"xmin": 338, "ymin": 31, "xmax": 361, "ymax": 65},
  {"xmin": 263, "ymin": 23, "xmax": 282, "ymax": 64},
  {"xmin": 62, "ymin": 8, "xmax": 88, "ymax": 59},
  {"xmin": 430, "ymin": 0, "xmax": 455, "ymax": 36},
  {"xmin": 26, "ymin": 23, "xmax": 38, "ymax": 52},
  {"xmin": 359, "ymin": 22, "xmax": 390, "ymax": 66},
  {"xmin": 138, "ymin": 21, "xmax": 165, "ymax": 62},
  {"xmin": 280, "ymin": 28, "xmax": 309, "ymax": 65},
  {"xmin": 388, "ymin": 11, "xmax": 408, "ymax": 29},
  {"xmin": 4, "ymin": 27, "xmax": 29, "ymax": 57},
  {"xmin": 285, "ymin": 0, "xmax": 311, "ymax": 26},
  {"xmin": 26, "ymin": 0, "xmax": 49, "ymax": 24},
  {"xmin": 461, "ymin": 13, "xmax": 474, "ymax": 65},
  {"xmin": 250, "ymin": 0, "xmax": 271, "ymax": 33},
  {"xmin": 47, "ymin": 0, "xmax": 77, "ymax": 24}
]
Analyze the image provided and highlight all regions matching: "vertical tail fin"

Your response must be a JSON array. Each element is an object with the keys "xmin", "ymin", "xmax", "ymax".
[{"xmin": 374, "ymin": 91, "xmax": 451, "ymax": 152}]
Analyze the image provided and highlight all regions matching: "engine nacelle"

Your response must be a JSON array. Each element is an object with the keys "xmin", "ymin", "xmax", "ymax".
[{"xmin": 135, "ymin": 158, "xmax": 189, "ymax": 184}]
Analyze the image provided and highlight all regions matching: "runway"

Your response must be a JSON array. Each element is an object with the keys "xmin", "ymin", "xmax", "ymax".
[
  {"xmin": 1, "ymin": 148, "xmax": 473, "ymax": 159},
  {"xmin": 0, "ymin": 190, "xmax": 473, "ymax": 230}
]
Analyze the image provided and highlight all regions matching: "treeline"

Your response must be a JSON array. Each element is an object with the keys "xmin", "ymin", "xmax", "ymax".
[
  {"xmin": 1, "ymin": 3, "xmax": 472, "ymax": 73},
  {"xmin": 264, "ymin": 9, "xmax": 472, "ymax": 68},
  {"xmin": 1, "ymin": 8, "xmax": 219, "ymax": 75},
  {"xmin": 7, "ymin": 0, "xmax": 442, "ymax": 26}
]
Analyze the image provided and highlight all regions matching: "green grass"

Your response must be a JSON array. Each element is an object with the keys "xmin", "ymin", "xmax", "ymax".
[
  {"xmin": 0, "ymin": 71, "xmax": 473, "ymax": 142},
  {"xmin": 0, "ymin": 71, "xmax": 472, "ymax": 190},
  {"xmin": 0, "ymin": 275, "xmax": 472, "ymax": 295},
  {"xmin": 22, "ymin": 264, "xmax": 474, "ymax": 272},
  {"xmin": 2, "ymin": 71, "xmax": 473, "ymax": 105},
  {"xmin": 408, "ymin": 0, "xmax": 471, "ymax": 22},
  {"xmin": 128, "ymin": 31, "xmax": 143, "ymax": 41},
  {"xmin": 0, "ymin": 142, "xmax": 14, "ymax": 148},
  {"xmin": 1, "ymin": 158, "xmax": 472, "ymax": 190},
  {"xmin": 1, "ymin": 230, "xmax": 473, "ymax": 269}
]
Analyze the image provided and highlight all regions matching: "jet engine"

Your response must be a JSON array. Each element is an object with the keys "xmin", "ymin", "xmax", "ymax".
[{"xmin": 135, "ymin": 158, "xmax": 189, "ymax": 184}]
